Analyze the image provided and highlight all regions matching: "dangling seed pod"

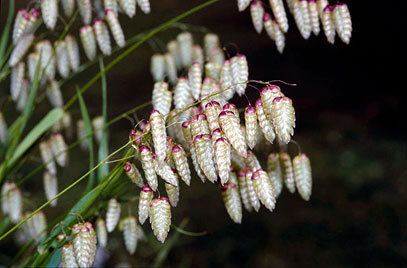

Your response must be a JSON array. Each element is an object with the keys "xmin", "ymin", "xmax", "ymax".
[
  {"xmin": 333, "ymin": 3, "xmax": 352, "ymax": 44},
  {"xmin": 149, "ymin": 197, "xmax": 171, "ymax": 243},
  {"xmin": 252, "ymin": 169, "xmax": 276, "ymax": 212},
  {"xmin": 137, "ymin": 0, "xmax": 151, "ymax": 14},
  {"xmin": 188, "ymin": 62, "xmax": 202, "ymax": 100},
  {"xmin": 106, "ymin": 198, "xmax": 121, "ymax": 232},
  {"xmin": 139, "ymin": 145, "xmax": 158, "ymax": 191},
  {"xmin": 164, "ymin": 53, "xmax": 178, "ymax": 84},
  {"xmin": 293, "ymin": 153, "xmax": 312, "ymax": 200},
  {"xmin": 65, "ymin": 35, "xmax": 80, "ymax": 72},
  {"xmin": 40, "ymin": 140, "xmax": 57, "ymax": 175},
  {"xmin": 317, "ymin": 0, "xmax": 328, "ymax": 16},
  {"xmin": 150, "ymin": 110, "xmax": 167, "ymax": 162},
  {"xmin": 124, "ymin": 161, "xmax": 143, "ymax": 187},
  {"xmin": 12, "ymin": 10, "xmax": 29, "ymax": 44},
  {"xmin": 237, "ymin": 0, "xmax": 251, "ymax": 11},
  {"xmin": 244, "ymin": 105, "xmax": 259, "ymax": 149},
  {"xmin": 0, "ymin": 113, "xmax": 8, "ymax": 143},
  {"xmin": 279, "ymin": 152, "xmax": 296, "ymax": 193},
  {"xmin": 194, "ymin": 134, "xmax": 218, "ymax": 183},
  {"xmin": 80, "ymin": 25, "xmax": 97, "ymax": 61},
  {"xmin": 192, "ymin": 45, "xmax": 204, "ymax": 68},
  {"xmin": 92, "ymin": 116, "xmax": 104, "ymax": 144},
  {"xmin": 43, "ymin": 171, "xmax": 58, "ymax": 207},
  {"xmin": 77, "ymin": 0, "xmax": 92, "ymax": 24},
  {"xmin": 245, "ymin": 169, "xmax": 261, "ymax": 212},
  {"xmin": 250, "ymin": 1, "xmax": 264, "ymax": 34},
  {"xmin": 174, "ymin": 77, "xmax": 193, "ymax": 110},
  {"xmin": 190, "ymin": 142, "xmax": 207, "ymax": 182},
  {"xmin": 10, "ymin": 62, "xmax": 25, "ymax": 101},
  {"xmin": 165, "ymin": 178, "xmax": 180, "ymax": 207},
  {"xmin": 151, "ymin": 54, "xmax": 165, "ymax": 81},
  {"xmin": 177, "ymin": 32, "xmax": 193, "ymax": 68},
  {"xmin": 105, "ymin": 9, "xmax": 125, "ymax": 47},
  {"xmin": 221, "ymin": 181, "xmax": 242, "ymax": 223},
  {"xmin": 215, "ymin": 137, "xmax": 231, "ymax": 185},
  {"xmin": 237, "ymin": 169, "xmax": 253, "ymax": 212},
  {"xmin": 204, "ymin": 33, "xmax": 220, "ymax": 59},
  {"xmin": 138, "ymin": 184, "xmax": 153, "ymax": 224},
  {"xmin": 154, "ymin": 158, "xmax": 179, "ymax": 186},
  {"xmin": 220, "ymin": 60, "xmax": 234, "ymax": 100},
  {"xmin": 205, "ymin": 62, "xmax": 222, "ymax": 81},
  {"xmin": 300, "ymin": 0, "xmax": 312, "ymax": 38},
  {"xmin": 1, "ymin": 182, "xmax": 22, "ymax": 223},
  {"xmin": 152, "ymin": 82, "xmax": 172, "ymax": 117},
  {"xmin": 16, "ymin": 80, "xmax": 28, "ymax": 112},
  {"xmin": 260, "ymin": 85, "xmax": 284, "ymax": 122},
  {"xmin": 61, "ymin": 242, "xmax": 78, "ymax": 268},
  {"xmin": 118, "ymin": 0, "xmax": 136, "ymax": 17},
  {"xmin": 94, "ymin": 19, "xmax": 112, "ymax": 56},
  {"xmin": 9, "ymin": 34, "xmax": 34, "ymax": 67},
  {"xmin": 72, "ymin": 222, "xmax": 97, "ymax": 268},
  {"xmin": 41, "ymin": 0, "xmax": 58, "ymax": 30},
  {"xmin": 230, "ymin": 54, "xmax": 248, "ymax": 96},
  {"xmin": 271, "ymin": 96, "xmax": 295, "ymax": 144},
  {"xmin": 36, "ymin": 40, "xmax": 56, "ymax": 80},
  {"xmin": 46, "ymin": 80, "xmax": 63, "ymax": 108},
  {"xmin": 76, "ymin": 120, "xmax": 89, "ymax": 151},
  {"xmin": 24, "ymin": 211, "xmax": 47, "ymax": 241},
  {"xmin": 190, "ymin": 114, "xmax": 210, "ymax": 137},
  {"xmin": 96, "ymin": 218, "xmax": 108, "ymax": 248},
  {"xmin": 55, "ymin": 40, "xmax": 70, "ymax": 78},
  {"xmin": 181, "ymin": 121, "xmax": 192, "ymax": 145},
  {"xmin": 308, "ymin": 0, "xmax": 320, "ymax": 35},
  {"xmin": 244, "ymin": 150, "xmax": 261, "ymax": 171},
  {"xmin": 255, "ymin": 99, "xmax": 276, "ymax": 144},
  {"xmin": 322, "ymin": 5, "xmax": 336, "ymax": 44},
  {"xmin": 121, "ymin": 216, "xmax": 139, "ymax": 254},
  {"xmin": 219, "ymin": 111, "xmax": 248, "ymax": 158},
  {"xmin": 171, "ymin": 145, "xmax": 191, "ymax": 185},
  {"xmin": 103, "ymin": 0, "xmax": 118, "ymax": 14},
  {"xmin": 267, "ymin": 153, "xmax": 283, "ymax": 197},
  {"xmin": 61, "ymin": 0, "xmax": 75, "ymax": 17},
  {"xmin": 167, "ymin": 40, "xmax": 181, "ymax": 70},
  {"xmin": 204, "ymin": 101, "xmax": 221, "ymax": 132}
]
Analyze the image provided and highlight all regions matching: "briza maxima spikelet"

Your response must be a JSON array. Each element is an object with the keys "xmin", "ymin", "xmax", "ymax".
[
  {"xmin": 61, "ymin": 0, "xmax": 75, "ymax": 17},
  {"xmin": 118, "ymin": 0, "xmax": 136, "ymax": 17},
  {"xmin": 190, "ymin": 142, "xmax": 206, "ymax": 182},
  {"xmin": 255, "ymin": 99, "xmax": 276, "ymax": 144},
  {"xmin": 220, "ymin": 60, "xmax": 234, "ymax": 100},
  {"xmin": 245, "ymin": 105, "xmax": 259, "ymax": 149},
  {"xmin": 46, "ymin": 80, "xmax": 63, "ymax": 108},
  {"xmin": 172, "ymin": 145, "xmax": 191, "ymax": 185},
  {"xmin": 230, "ymin": 54, "xmax": 249, "ymax": 96},
  {"xmin": 0, "ymin": 113, "xmax": 8, "ymax": 143},
  {"xmin": 244, "ymin": 150, "xmax": 261, "ymax": 171},
  {"xmin": 9, "ymin": 34, "xmax": 34, "ymax": 67},
  {"xmin": 204, "ymin": 101, "xmax": 221, "ymax": 132},
  {"xmin": 43, "ymin": 171, "xmax": 58, "ymax": 207},
  {"xmin": 24, "ymin": 211, "xmax": 47, "ymax": 241},
  {"xmin": 77, "ymin": 0, "xmax": 92, "ymax": 24},
  {"xmin": 308, "ymin": 0, "xmax": 320, "ymax": 35},
  {"xmin": 139, "ymin": 184, "xmax": 153, "ymax": 224},
  {"xmin": 167, "ymin": 40, "xmax": 181, "ymax": 69},
  {"xmin": 94, "ymin": 19, "xmax": 112, "ymax": 56},
  {"xmin": 106, "ymin": 198, "xmax": 121, "ymax": 232},
  {"xmin": 165, "ymin": 178, "xmax": 180, "ymax": 207},
  {"xmin": 194, "ymin": 134, "xmax": 218, "ymax": 182},
  {"xmin": 252, "ymin": 169, "xmax": 276, "ymax": 211},
  {"xmin": 55, "ymin": 40, "xmax": 70, "ymax": 78},
  {"xmin": 150, "ymin": 110, "xmax": 167, "ymax": 162},
  {"xmin": 215, "ymin": 137, "xmax": 232, "ymax": 185},
  {"xmin": 188, "ymin": 62, "xmax": 202, "ymax": 100},
  {"xmin": 10, "ymin": 62, "xmax": 25, "ymax": 101},
  {"xmin": 92, "ymin": 116, "xmax": 104, "ymax": 144},
  {"xmin": 293, "ymin": 0, "xmax": 311, "ymax": 39},
  {"xmin": 105, "ymin": 9, "xmax": 126, "ymax": 47},
  {"xmin": 41, "ymin": 0, "xmax": 58, "ymax": 30},
  {"xmin": 150, "ymin": 197, "xmax": 171, "ymax": 243},
  {"xmin": 152, "ymin": 82, "xmax": 172, "ymax": 117},
  {"xmin": 61, "ymin": 242, "xmax": 78, "ymax": 268},
  {"xmin": 151, "ymin": 54, "xmax": 165, "ymax": 81},
  {"xmin": 261, "ymin": 85, "xmax": 285, "ymax": 122},
  {"xmin": 1, "ymin": 182, "xmax": 22, "ymax": 223},
  {"xmin": 190, "ymin": 114, "xmax": 210, "ymax": 137},
  {"xmin": 77, "ymin": 120, "xmax": 89, "ymax": 151},
  {"xmin": 39, "ymin": 140, "xmax": 57, "ymax": 175},
  {"xmin": 12, "ymin": 10, "xmax": 29, "ymax": 44},
  {"xmin": 166, "ymin": 52, "xmax": 179, "ymax": 84},
  {"xmin": 80, "ymin": 25, "xmax": 97, "ymax": 61},
  {"xmin": 219, "ymin": 111, "xmax": 248, "ymax": 158},
  {"xmin": 181, "ymin": 120, "xmax": 192, "ymax": 145},
  {"xmin": 273, "ymin": 18, "xmax": 286, "ymax": 53},
  {"xmin": 16, "ymin": 80, "xmax": 28, "ymax": 112},
  {"xmin": 300, "ymin": 0, "xmax": 312, "ymax": 38},
  {"xmin": 96, "ymin": 218, "xmax": 108, "ymax": 247},
  {"xmin": 154, "ymin": 157, "xmax": 179, "ymax": 187},
  {"xmin": 333, "ymin": 3, "xmax": 352, "ymax": 44},
  {"xmin": 204, "ymin": 33, "xmax": 220, "ymax": 59},
  {"xmin": 267, "ymin": 153, "xmax": 283, "ymax": 197},
  {"xmin": 316, "ymin": 0, "xmax": 328, "ymax": 16},
  {"xmin": 271, "ymin": 96, "xmax": 295, "ymax": 144},
  {"xmin": 237, "ymin": 169, "xmax": 253, "ymax": 212},
  {"xmin": 104, "ymin": 0, "xmax": 118, "ymax": 15},
  {"xmin": 50, "ymin": 133, "xmax": 68, "ymax": 167},
  {"xmin": 121, "ymin": 216, "xmax": 139, "ymax": 254},
  {"xmin": 237, "ymin": 0, "xmax": 251, "ymax": 12},
  {"xmin": 279, "ymin": 152, "xmax": 296, "ymax": 193},
  {"xmin": 139, "ymin": 145, "xmax": 158, "ymax": 191},
  {"xmin": 205, "ymin": 62, "xmax": 221, "ymax": 81},
  {"xmin": 192, "ymin": 45, "xmax": 204, "ymax": 68},
  {"xmin": 293, "ymin": 153, "xmax": 312, "ymax": 200},
  {"xmin": 221, "ymin": 182, "xmax": 242, "ymax": 223},
  {"xmin": 124, "ymin": 161, "xmax": 144, "ymax": 187},
  {"xmin": 245, "ymin": 169, "xmax": 261, "ymax": 212},
  {"xmin": 250, "ymin": 1, "xmax": 264, "ymax": 34},
  {"xmin": 322, "ymin": 5, "xmax": 336, "ymax": 44},
  {"xmin": 269, "ymin": 0, "xmax": 289, "ymax": 32},
  {"xmin": 36, "ymin": 40, "xmax": 56, "ymax": 80},
  {"xmin": 174, "ymin": 77, "xmax": 193, "ymax": 110},
  {"xmin": 72, "ymin": 222, "xmax": 97, "ymax": 268},
  {"xmin": 177, "ymin": 32, "xmax": 193, "ymax": 68},
  {"xmin": 65, "ymin": 35, "xmax": 80, "ymax": 72},
  {"xmin": 137, "ymin": 0, "xmax": 151, "ymax": 14}
]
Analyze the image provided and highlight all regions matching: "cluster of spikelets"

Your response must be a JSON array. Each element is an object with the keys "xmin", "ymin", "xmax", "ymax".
[{"xmin": 237, "ymin": 0, "xmax": 352, "ymax": 53}]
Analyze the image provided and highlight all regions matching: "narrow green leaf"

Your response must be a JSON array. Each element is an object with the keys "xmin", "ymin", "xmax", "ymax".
[
  {"xmin": 45, "ymin": 248, "xmax": 61, "ymax": 268},
  {"xmin": 0, "ymin": 0, "xmax": 14, "ymax": 63},
  {"xmin": 97, "ymin": 57, "xmax": 109, "ymax": 181}
]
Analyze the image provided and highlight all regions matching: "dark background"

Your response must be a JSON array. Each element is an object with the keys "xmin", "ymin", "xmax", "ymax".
[{"xmin": 1, "ymin": 0, "xmax": 406, "ymax": 267}]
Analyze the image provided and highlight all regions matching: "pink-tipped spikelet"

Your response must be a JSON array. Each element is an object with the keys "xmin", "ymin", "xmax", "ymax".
[
  {"xmin": 118, "ymin": 0, "xmax": 137, "ymax": 17},
  {"xmin": 269, "ymin": 0, "xmax": 289, "ymax": 32},
  {"xmin": 72, "ymin": 222, "xmax": 97, "ymax": 268},
  {"xmin": 221, "ymin": 182, "xmax": 242, "ymax": 223},
  {"xmin": 172, "ymin": 144, "xmax": 191, "ymax": 185},
  {"xmin": 215, "ymin": 137, "xmax": 232, "ymax": 185},
  {"xmin": 250, "ymin": 1, "xmax": 264, "ymax": 34},
  {"xmin": 237, "ymin": 169, "xmax": 253, "ymax": 212},
  {"xmin": 138, "ymin": 184, "xmax": 154, "ymax": 224},
  {"xmin": 150, "ymin": 110, "xmax": 167, "ymax": 161},
  {"xmin": 61, "ymin": 242, "xmax": 78, "ymax": 267},
  {"xmin": 152, "ymin": 82, "xmax": 172, "ymax": 117},
  {"xmin": 220, "ymin": 60, "xmax": 234, "ymax": 100},
  {"xmin": 245, "ymin": 169, "xmax": 261, "ymax": 212},
  {"xmin": 190, "ymin": 114, "xmax": 210, "ymax": 137},
  {"xmin": 150, "ymin": 197, "xmax": 171, "ymax": 243},
  {"xmin": 139, "ymin": 145, "xmax": 158, "ymax": 191},
  {"xmin": 321, "ymin": 5, "xmax": 336, "ymax": 44},
  {"xmin": 230, "ymin": 54, "xmax": 248, "ymax": 96},
  {"xmin": 252, "ymin": 169, "xmax": 276, "ymax": 211},
  {"xmin": 204, "ymin": 101, "xmax": 221, "ymax": 132},
  {"xmin": 105, "ymin": 9, "xmax": 126, "ymax": 47},
  {"xmin": 106, "ymin": 198, "xmax": 121, "ymax": 232},
  {"xmin": 271, "ymin": 96, "xmax": 295, "ymax": 144},
  {"xmin": 293, "ymin": 153, "xmax": 312, "ymax": 200},
  {"xmin": 255, "ymin": 99, "xmax": 276, "ymax": 143},
  {"xmin": 194, "ymin": 134, "xmax": 218, "ymax": 182},
  {"xmin": 154, "ymin": 158, "xmax": 179, "ymax": 186},
  {"xmin": 279, "ymin": 152, "xmax": 296, "ymax": 193},
  {"xmin": 55, "ymin": 40, "xmax": 70, "ymax": 78},
  {"xmin": 65, "ymin": 35, "xmax": 80, "ymax": 72},
  {"xmin": 124, "ymin": 161, "xmax": 144, "ymax": 187},
  {"xmin": 41, "ymin": 0, "xmax": 58, "ymax": 30},
  {"xmin": 188, "ymin": 62, "xmax": 202, "ymax": 100},
  {"xmin": 260, "ymin": 85, "xmax": 284, "ymax": 122},
  {"xmin": 219, "ymin": 111, "xmax": 247, "ymax": 158},
  {"xmin": 308, "ymin": 0, "xmax": 320, "ymax": 35},
  {"xmin": 80, "ymin": 25, "xmax": 97, "ymax": 60},
  {"xmin": 77, "ymin": 0, "xmax": 92, "ymax": 24},
  {"xmin": 267, "ymin": 153, "xmax": 283, "ymax": 197},
  {"xmin": 94, "ymin": 19, "xmax": 112, "ymax": 56},
  {"xmin": 244, "ymin": 150, "xmax": 262, "ymax": 171},
  {"xmin": 104, "ymin": 0, "xmax": 118, "ymax": 15},
  {"xmin": 245, "ymin": 105, "xmax": 259, "ymax": 149}
]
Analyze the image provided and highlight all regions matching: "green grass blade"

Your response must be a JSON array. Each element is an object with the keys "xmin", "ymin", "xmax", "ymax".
[
  {"xmin": 0, "ymin": 0, "xmax": 14, "ymax": 62},
  {"xmin": 97, "ymin": 57, "xmax": 109, "ymax": 182}
]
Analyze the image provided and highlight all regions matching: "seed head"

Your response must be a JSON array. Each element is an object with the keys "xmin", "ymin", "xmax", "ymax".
[
  {"xmin": 215, "ymin": 137, "xmax": 232, "ymax": 185},
  {"xmin": 138, "ymin": 184, "xmax": 153, "ymax": 224},
  {"xmin": 96, "ymin": 218, "xmax": 108, "ymax": 248},
  {"xmin": 105, "ymin": 9, "xmax": 126, "ymax": 47},
  {"xmin": 293, "ymin": 153, "xmax": 312, "ymax": 200},
  {"xmin": 221, "ymin": 182, "xmax": 242, "ymax": 223},
  {"xmin": 172, "ymin": 144, "xmax": 191, "ymax": 185},
  {"xmin": 106, "ymin": 198, "xmax": 121, "ymax": 232},
  {"xmin": 139, "ymin": 144, "xmax": 158, "ymax": 190},
  {"xmin": 72, "ymin": 222, "xmax": 97, "ymax": 268},
  {"xmin": 250, "ymin": 1, "xmax": 264, "ymax": 34},
  {"xmin": 94, "ymin": 19, "xmax": 112, "ymax": 56},
  {"xmin": 80, "ymin": 25, "xmax": 97, "ymax": 61},
  {"xmin": 252, "ymin": 169, "xmax": 276, "ymax": 212},
  {"xmin": 43, "ymin": 171, "xmax": 58, "ymax": 207},
  {"xmin": 124, "ymin": 161, "xmax": 144, "ymax": 187},
  {"xmin": 279, "ymin": 152, "xmax": 296, "ymax": 193},
  {"xmin": 150, "ymin": 197, "xmax": 171, "ymax": 243},
  {"xmin": 267, "ymin": 153, "xmax": 283, "ymax": 197},
  {"xmin": 219, "ymin": 110, "xmax": 248, "ymax": 158}
]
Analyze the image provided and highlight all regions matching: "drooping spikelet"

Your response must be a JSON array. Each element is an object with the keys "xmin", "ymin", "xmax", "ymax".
[
  {"xmin": 80, "ymin": 25, "xmax": 97, "ymax": 61},
  {"xmin": 220, "ymin": 60, "xmax": 234, "ymax": 100},
  {"xmin": 124, "ymin": 161, "xmax": 143, "ymax": 187},
  {"xmin": 171, "ymin": 145, "xmax": 191, "ymax": 185},
  {"xmin": 321, "ymin": 5, "xmax": 336, "ymax": 44},
  {"xmin": 165, "ymin": 53, "xmax": 178, "ymax": 84},
  {"xmin": 121, "ymin": 216, "xmax": 139, "ymax": 254},
  {"xmin": 333, "ymin": 3, "xmax": 352, "ymax": 44},
  {"xmin": 188, "ymin": 62, "xmax": 202, "ymax": 100},
  {"xmin": 50, "ymin": 133, "xmax": 68, "ymax": 167},
  {"xmin": 230, "ymin": 54, "xmax": 248, "ymax": 96},
  {"xmin": 77, "ymin": 0, "xmax": 92, "ymax": 24},
  {"xmin": 244, "ymin": 105, "xmax": 259, "ymax": 149},
  {"xmin": 245, "ymin": 169, "xmax": 261, "ymax": 212},
  {"xmin": 190, "ymin": 144, "xmax": 206, "ymax": 182},
  {"xmin": 92, "ymin": 116, "xmax": 104, "ymax": 144},
  {"xmin": 1, "ymin": 182, "xmax": 22, "ymax": 223},
  {"xmin": 293, "ymin": 153, "xmax": 312, "ymax": 200},
  {"xmin": 24, "ymin": 211, "xmax": 47, "ymax": 241},
  {"xmin": 137, "ymin": 0, "xmax": 151, "ymax": 14},
  {"xmin": 105, "ymin": 9, "xmax": 125, "ymax": 47},
  {"xmin": 39, "ymin": 140, "xmax": 57, "ymax": 175},
  {"xmin": 106, "ymin": 198, "xmax": 121, "ymax": 232},
  {"xmin": 192, "ymin": 45, "xmax": 204, "ymax": 68},
  {"xmin": 12, "ymin": 10, "xmax": 30, "ymax": 44},
  {"xmin": 299, "ymin": 0, "xmax": 312, "ymax": 39},
  {"xmin": 267, "ymin": 153, "xmax": 283, "ymax": 197},
  {"xmin": 139, "ymin": 145, "xmax": 158, "ymax": 191},
  {"xmin": 174, "ymin": 77, "xmax": 193, "ymax": 110},
  {"xmin": 55, "ymin": 40, "xmax": 70, "ymax": 78},
  {"xmin": 237, "ymin": 169, "xmax": 252, "ymax": 212},
  {"xmin": 190, "ymin": 114, "xmax": 210, "ymax": 137},
  {"xmin": 96, "ymin": 218, "xmax": 108, "ymax": 248},
  {"xmin": 244, "ymin": 150, "xmax": 262, "ymax": 171},
  {"xmin": 16, "ymin": 80, "xmax": 28, "ymax": 112},
  {"xmin": 149, "ymin": 197, "xmax": 171, "ymax": 243},
  {"xmin": 316, "ymin": 0, "xmax": 328, "ymax": 16},
  {"xmin": 94, "ymin": 19, "xmax": 112, "ymax": 56},
  {"xmin": 204, "ymin": 33, "xmax": 220, "ymax": 60},
  {"xmin": 165, "ymin": 179, "xmax": 180, "ymax": 207},
  {"xmin": 204, "ymin": 101, "xmax": 221, "ymax": 132},
  {"xmin": 150, "ymin": 110, "xmax": 167, "ymax": 161},
  {"xmin": 308, "ymin": 0, "xmax": 320, "ymax": 35},
  {"xmin": 167, "ymin": 40, "xmax": 181, "ymax": 70},
  {"xmin": 260, "ymin": 84, "xmax": 284, "ymax": 122},
  {"xmin": 218, "ymin": 111, "xmax": 247, "ymax": 157},
  {"xmin": 118, "ymin": 0, "xmax": 136, "ymax": 17},
  {"xmin": 61, "ymin": 0, "xmax": 75, "ymax": 17},
  {"xmin": 237, "ymin": 0, "xmax": 251, "ymax": 12},
  {"xmin": 214, "ymin": 137, "xmax": 231, "ymax": 185},
  {"xmin": 61, "ymin": 242, "xmax": 78, "ymax": 267},
  {"xmin": 177, "ymin": 32, "xmax": 193, "ymax": 68},
  {"xmin": 194, "ymin": 134, "xmax": 218, "ymax": 182},
  {"xmin": 76, "ymin": 120, "xmax": 88, "ymax": 151},
  {"xmin": 41, "ymin": 0, "xmax": 58, "ymax": 30},
  {"xmin": 72, "ymin": 222, "xmax": 97, "ymax": 268},
  {"xmin": 152, "ymin": 82, "xmax": 172, "ymax": 117},
  {"xmin": 65, "ymin": 35, "xmax": 80, "ymax": 72},
  {"xmin": 9, "ymin": 34, "xmax": 34, "ymax": 67},
  {"xmin": 10, "ymin": 62, "xmax": 25, "ymax": 101},
  {"xmin": 154, "ymin": 158, "xmax": 179, "ymax": 186},
  {"xmin": 138, "ymin": 184, "xmax": 153, "ymax": 224},
  {"xmin": 269, "ymin": 0, "xmax": 289, "ymax": 32},
  {"xmin": 221, "ymin": 181, "xmax": 242, "ymax": 223},
  {"xmin": 103, "ymin": 0, "xmax": 118, "ymax": 14},
  {"xmin": 36, "ymin": 40, "xmax": 56, "ymax": 80},
  {"xmin": 271, "ymin": 96, "xmax": 295, "ymax": 144},
  {"xmin": 205, "ymin": 62, "xmax": 222, "ymax": 82},
  {"xmin": 43, "ymin": 171, "xmax": 58, "ymax": 207},
  {"xmin": 46, "ymin": 80, "xmax": 63, "ymax": 108},
  {"xmin": 250, "ymin": 1, "xmax": 264, "ymax": 34},
  {"xmin": 279, "ymin": 152, "xmax": 296, "ymax": 193},
  {"xmin": 0, "ymin": 113, "xmax": 8, "ymax": 143},
  {"xmin": 252, "ymin": 169, "xmax": 276, "ymax": 211},
  {"xmin": 151, "ymin": 54, "xmax": 165, "ymax": 81}
]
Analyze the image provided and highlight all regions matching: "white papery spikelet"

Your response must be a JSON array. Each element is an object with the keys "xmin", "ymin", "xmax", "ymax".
[
  {"xmin": 189, "ymin": 144, "xmax": 206, "ymax": 182},
  {"xmin": 190, "ymin": 114, "xmax": 210, "ymax": 137},
  {"xmin": 43, "ymin": 171, "xmax": 58, "ymax": 207},
  {"xmin": 188, "ymin": 63, "xmax": 202, "ymax": 100},
  {"xmin": 61, "ymin": 0, "xmax": 75, "ymax": 17},
  {"xmin": 105, "ymin": 9, "xmax": 126, "ymax": 47},
  {"xmin": 230, "ymin": 55, "xmax": 248, "ymax": 96},
  {"xmin": 177, "ymin": 32, "xmax": 193, "ymax": 68},
  {"xmin": 317, "ymin": 0, "xmax": 328, "ymax": 16},
  {"xmin": 124, "ymin": 161, "xmax": 143, "ymax": 187},
  {"xmin": 1, "ymin": 182, "xmax": 12, "ymax": 215},
  {"xmin": 61, "ymin": 242, "xmax": 78, "ymax": 268},
  {"xmin": 2, "ymin": 182, "xmax": 22, "ymax": 223},
  {"xmin": 94, "ymin": 19, "xmax": 112, "ymax": 55},
  {"xmin": 65, "ymin": 35, "xmax": 80, "ymax": 72},
  {"xmin": 221, "ymin": 182, "xmax": 242, "ymax": 223},
  {"xmin": 76, "ymin": 120, "xmax": 88, "ymax": 151},
  {"xmin": 10, "ymin": 62, "xmax": 25, "ymax": 101},
  {"xmin": 260, "ymin": 85, "xmax": 284, "ymax": 122},
  {"xmin": 308, "ymin": 0, "xmax": 320, "ymax": 35},
  {"xmin": 121, "ymin": 216, "xmax": 139, "ymax": 254},
  {"xmin": 50, "ymin": 132, "xmax": 68, "ymax": 167},
  {"xmin": 96, "ymin": 218, "xmax": 108, "ymax": 247},
  {"xmin": 55, "ymin": 41, "xmax": 70, "ymax": 78},
  {"xmin": 164, "ymin": 53, "xmax": 178, "ymax": 84},
  {"xmin": 279, "ymin": 152, "xmax": 295, "ymax": 193},
  {"xmin": 205, "ymin": 62, "xmax": 221, "ymax": 82},
  {"xmin": 204, "ymin": 101, "xmax": 221, "ymax": 132},
  {"xmin": 41, "ymin": 0, "xmax": 58, "ymax": 30},
  {"xmin": 333, "ymin": 3, "xmax": 352, "ymax": 44},
  {"xmin": 220, "ymin": 60, "xmax": 234, "ymax": 100},
  {"xmin": 204, "ymin": 33, "xmax": 220, "ymax": 59},
  {"xmin": 271, "ymin": 96, "xmax": 295, "ymax": 144},
  {"xmin": 138, "ymin": 184, "xmax": 153, "ymax": 224},
  {"xmin": 172, "ymin": 145, "xmax": 191, "ymax": 185},
  {"xmin": 152, "ymin": 82, "xmax": 172, "ymax": 117},
  {"xmin": 244, "ymin": 150, "xmax": 261, "ymax": 171},
  {"xmin": 237, "ymin": 0, "xmax": 251, "ymax": 11},
  {"xmin": 167, "ymin": 40, "xmax": 181, "ymax": 70},
  {"xmin": 118, "ymin": 0, "xmax": 136, "ymax": 17},
  {"xmin": 46, "ymin": 80, "xmax": 63, "ymax": 108},
  {"xmin": 194, "ymin": 134, "xmax": 218, "ymax": 182},
  {"xmin": 72, "ymin": 222, "xmax": 97, "ymax": 268},
  {"xmin": 151, "ymin": 54, "xmax": 165, "ymax": 81},
  {"xmin": 0, "ymin": 113, "xmax": 7, "ymax": 143},
  {"xmin": 252, "ymin": 169, "xmax": 276, "ymax": 211},
  {"xmin": 9, "ymin": 34, "xmax": 34, "ymax": 67},
  {"xmin": 104, "ymin": 0, "xmax": 118, "ymax": 14},
  {"xmin": 174, "ymin": 77, "xmax": 192, "ymax": 110},
  {"xmin": 300, "ymin": 0, "xmax": 312, "ymax": 38},
  {"xmin": 244, "ymin": 105, "xmax": 259, "ymax": 149},
  {"xmin": 12, "ymin": 10, "xmax": 34, "ymax": 45},
  {"xmin": 150, "ymin": 197, "xmax": 171, "ymax": 243},
  {"xmin": 267, "ymin": 153, "xmax": 283, "ymax": 197},
  {"xmin": 293, "ymin": 153, "xmax": 312, "ymax": 200},
  {"xmin": 215, "ymin": 137, "xmax": 231, "ymax": 185},
  {"xmin": 77, "ymin": 0, "xmax": 92, "ymax": 24},
  {"xmin": 92, "ymin": 116, "xmax": 104, "ymax": 144},
  {"xmin": 245, "ymin": 169, "xmax": 261, "ymax": 211},
  {"xmin": 250, "ymin": 1, "xmax": 264, "ymax": 34},
  {"xmin": 269, "ymin": 0, "xmax": 289, "ymax": 32},
  {"xmin": 321, "ymin": 5, "xmax": 336, "ymax": 44},
  {"xmin": 139, "ymin": 145, "xmax": 158, "ymax": 191},
  {"xmin": 137, "ymin": 0, "xmax": 151, "ymax": 14},
  {"xmin": 150, "ymin": 110, "xmax": 167, "ymax": 161},
  {"xmin": 154, "ymin": 158, "xmax": 179, "ymax": 187},
  {"xmin": 16, "ymin": 80, "xmax": 28, "ymax": 112},
  {"xmin": 80, "ymin": 25, "xmax": 97, "ymax": 61},
  {"xmin": 263, "ymin": 13, "xmax": 275, "ymax": 40},
  {"xmin": 36, "ymin": 40, "xmax": 56, "ymax": 80},
  {"xmin": 165, "ymin": 180, "xmax": 179, "ymax": 207},
  {"xmin": 219, "ymin": 110, "xmax": 247, "ymax": 157},
  {"xmin": 39, "ymin": 140, "xmax": 57, "ymax": 175},
  {"xmin": 293, "ymin": 0, "xmax": 311, "ymax": 39},
  {"xmin": 273, "ymin": 19, "xmax": 286, "ymax": 53},
  {"xmin": 106, "ymin": 198, "xmax": 121, "ymax": 232},
  {"xmin": 192, "ymin": 45, "xmax": 204, "ymax": 68},
  {"xmin": 237, "ymin": 170, "xmax": 252, "ymax": 211}
]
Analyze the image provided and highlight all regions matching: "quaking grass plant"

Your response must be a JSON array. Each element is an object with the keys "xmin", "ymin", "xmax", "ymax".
[{"xmin": 0, "ymin": 0, "xmax": 352, "ymax": 266}]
